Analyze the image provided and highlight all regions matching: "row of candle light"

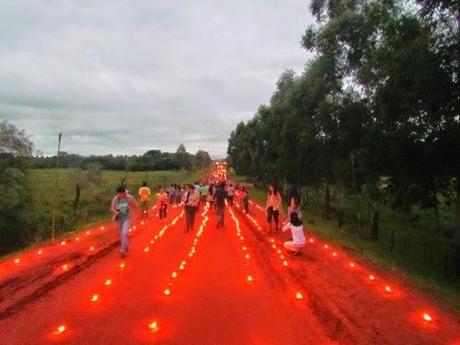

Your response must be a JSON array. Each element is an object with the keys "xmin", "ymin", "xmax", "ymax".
[{"xmin": 245, "ymin": 199, "xmax": 435, "ymax": 325}]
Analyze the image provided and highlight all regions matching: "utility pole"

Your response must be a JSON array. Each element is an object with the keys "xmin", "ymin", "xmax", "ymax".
[{"xmin": 51, "ymin": 133, "xmax": 62, "ymax": 243}]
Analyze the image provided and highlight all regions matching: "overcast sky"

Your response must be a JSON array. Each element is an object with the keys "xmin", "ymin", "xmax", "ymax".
[{"xmin": 0, "ymin": 0, "xmax": 313, "ymax": 158}]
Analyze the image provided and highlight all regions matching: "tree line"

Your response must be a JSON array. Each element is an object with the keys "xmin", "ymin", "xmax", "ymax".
[
  {"xmin": 26, "ymin": 143, "xmax": 212, "ymax": 171},
  {"xmin": 227, "ymin": 1, "xmax": 459, "ymax": 274}
]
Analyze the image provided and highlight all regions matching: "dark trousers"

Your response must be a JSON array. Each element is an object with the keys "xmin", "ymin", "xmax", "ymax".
[
  {"xmin": 185, "ymin": 205, "xmax": 197, "ymax": 232},
  {"xmin": 216, "ymin": 205, "xmax": 225, "ymax": 228},
  {"xmin": 159, "ymin": 203, "xmax": 167, "ymax": 219}
]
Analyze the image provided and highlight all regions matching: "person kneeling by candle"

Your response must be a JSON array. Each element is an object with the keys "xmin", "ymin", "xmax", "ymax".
[{"xmin": 282, "ymin": 212, "xmax": 305, "ymax": 255}]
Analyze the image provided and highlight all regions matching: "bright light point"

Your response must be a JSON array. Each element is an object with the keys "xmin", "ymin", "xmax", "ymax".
[
  {"xmin": 245, "ymin": 254, "xmax": 250, "ymax": 259},
  {"xmin": 14, "ymin": 258, "xmax": 20, "ymax": 264},
  {"xmin": 296, "ymin": 292, "xmax": 303, "ymax": 300},
  {"xmin": 164, "ymin": 288, "xmax": 171, "ymax": 296},
  {"xmin": 171, "ymin": 272, "xmax": 177, "ymax": 278},
  {"xmin": 324, "ymin": 244, "xmax": 329, "ymax": 249},
  {"xmin": 270, "ymin": 238, "xmax": 275, "ymax": 243},
  {"xmin": 55, "ymin": 325, "xmax": 66, "ymax": 334},
  {"xmin": 422, "ymin": 313, "xmax": 432, "ymax": 322},
  {"xmin": 62, "ymin": 264, "xmax": 69, "ymax": 271},
  {"xmin": 349, "ymin": 262, "xmax": 355, "ymax": 268},
  {"xmin": 100, "ymin": 226, "xmax": 105, "ymax": 230},
  {"xmin": 89, "ymin": 246, "xmax": 95, "ymax": 251},
  {"xmin": 385, "ymin": 285, "xmax": 392, "ymax": 293},
  {"xmin": 119, "ymin": 262, "xmax": 126, "ymax": 269},
  {"xmin": 283, "ymin": 260, "xmax": 288, "ymax": 266},
  {"xmin": 277, "ymin": 249, "xmax": 282, "ymax": 254},
  {"xmin": 247, "ymin": 275, "xmax": 254, "ymax": 282},
  {"xmin": 37, "ymin": 250, "xmax": 43, "ymax": 255},
  {"xmin": 86, "ymin": 230, "xmax": 91, "ymax": 235},
  {"xmin": 141, "ymin": 221, "xmax": 145, "ymax": 225},
  {"xmin": 309, "ymin": 238, "xmax": 314, "ymax": 243},
  {"xmin": 144, "ymin": 247, "xmax": 150, "ymax": 253},
  {"xmin": 105, "ymin": 279, "xmax": 112, "ymax": 286},
  {"xmin": 148, "ymin": 321, "xmax": 158, "ymax": 332},
  {"xmin": 240, "ymin": 236, "xmax": 244, "ymax": 240},
  {"xmin": 179, "ymin": 265, "xmax": 185, "ymax": 270},
  {"xmin": 75, "ymin": 237, "xmax": 80, "ymax": 241},
  {"xmin": 242, "ymin": 246, "xmax": 247, "ymax": 251},
  {"xmin": 369, "ymin": 274, "xmax": 375, "ymax": 281},
  {"xmin": 280, "ymin": 255, "xmax": 285, "ymax": 260},
  {"xmin": 91, "ymin": 294, "xmax": 99, "ymax": 302},
  {"xmin": 272, "ymin": 244, "xmax": 276, "ymax": 249},
  {"xmin": 150, "ymin": 240, "xmax": 154, "ymax": 244},
  {"xmin": 61, "ymin": 241, "xmax": 66, "ymax": 246}
]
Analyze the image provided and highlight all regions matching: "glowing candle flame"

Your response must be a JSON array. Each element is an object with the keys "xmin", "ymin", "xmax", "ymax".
[
  {"xmin": 309, "ymin": 238, "xmax": 314, "ymax": 243},
  {"xmin": 422, "ymin": 313, "xmax": 432, "ymax": 322},
  {"xmin": 91, "ymin": 294, "xmax": 99, "ymax": 302},
  {"xmin": 119, "ymin": 262, "xmax": 125, "ymax": 269},
  {"xmin": 62, "ymin": 264, "xmax": 69, "ymax": 271},
  {"xmin": 14, "ymin": 258, "xmax": 20, "ymax": 264},
  {"xmin": 332, "ymin": 252, "xmax": 337, "ymax": 257},
  {"xmin": 61, "ymin": 241, "xmax": 66, "ymax": 246},
  {"xmin": 171, "ymin": 272, "xmax": 177, "ymax": 278},
  {"xmin": 385, "ymin": 285, "xmax": 392, "ymax": 293},
  {"xmin": 164, "ymin": 288, "xmax": 171, "ymax": 296},
  {"xmin": 86, "ymin": 230, "xmax": 91, "ymax": 235},
  {"xmin": 369, "ymin": 274, "xmax": 375, "ymax": 281},
  {"xmin": 148, "ymin": 321, "xmax": 158, "ymax": 331},
  {"xmin": 324, "ymin": 244, "xmax": 329, "ymax": 249},
  {"xmin": 100, "ymin": 226, "xmax": 105, "ymax": 230},
  {"xmin": 105, "ymin": 279, "xmax": 112, "ymax": 286},
  {"xmin": 89, "ymin": 246, "xmax": 95, "ymax": 251},
  {"xmin": 179, "ymin": 265, "xmax": 185, "ymax": 271},
  {"xmin": 247, "ymin": 275, "xmax": 254, "ymax": 282},
  {"xmin": 37, "ymin": 250, "xmax": 43, "ymax": 255},
  {"xmin": 349, "ymin": 262, "xmax": 355, "ymax": 268},
  {"xmin": 245, "ymin": 254, "xmax": 250, "ymax": 259},
  {"xmin": 296, "ymin": 292, "xmax": 303, "ymax": 300},
  {"xmin": 283, "ymin": 260, "xmax": 288, "ymax": 266},
  {"xmin": 144, "ymin": 247, "xmax": 150, "ymax": 253},
  {"xmin": 55, "ymin": 325, "xmax": 66, "ymax": 334}
]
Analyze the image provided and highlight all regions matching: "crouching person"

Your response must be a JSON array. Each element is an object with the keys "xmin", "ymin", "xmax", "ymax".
[{"xmin": 282, "ymin": 212, "xmax": 305, "ymax": 255}]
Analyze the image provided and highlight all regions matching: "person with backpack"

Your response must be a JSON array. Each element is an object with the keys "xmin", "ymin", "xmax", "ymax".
[
  {"xmin": 281, "ymin": 211, "xmax": 305, "ymax": 255},
  {"xmin": 240, "ymin": 186, "xmax": 249, "ymax": 214},
  {"xmin": 111, "ymin": 186, "xmax": 138, "ymax": 258}
]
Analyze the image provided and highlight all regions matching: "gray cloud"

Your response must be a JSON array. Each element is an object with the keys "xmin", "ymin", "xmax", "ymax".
[{"xmin": 0, "ymin": 0, "xmax": 313, "ymax": 158}]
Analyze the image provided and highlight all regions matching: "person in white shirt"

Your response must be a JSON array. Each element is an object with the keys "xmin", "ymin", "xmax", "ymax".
[
  {"xmin": 183, "ymin": 184, "xmax": 200, "ymax": 232},
  {"xmin": 282, "ymin": 212, "xmax": 305, "ymax": 255}
]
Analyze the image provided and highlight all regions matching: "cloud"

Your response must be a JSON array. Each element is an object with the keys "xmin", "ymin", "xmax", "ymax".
[{"xmin": 0, "ymin": 0, "xmax": 313, "ymax": 158}]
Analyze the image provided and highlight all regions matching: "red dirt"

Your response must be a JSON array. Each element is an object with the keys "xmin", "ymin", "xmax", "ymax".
[{"xmin": 0, "ymin": 194, "xmax": 459, "ymax": 344}]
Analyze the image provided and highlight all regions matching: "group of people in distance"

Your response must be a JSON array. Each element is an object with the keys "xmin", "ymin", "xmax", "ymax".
[{"xmin": 110, "ymin": 178, "xmax": 305, "ymax": 258}]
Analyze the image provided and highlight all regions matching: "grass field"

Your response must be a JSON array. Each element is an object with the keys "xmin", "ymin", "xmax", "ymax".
[
  {"xmin": 4, "ymin": 168, "xmax": 207, "ymax": 254},
  {"xmin": 237, "ymin": 177, "xmax": 460, "ymax": 312}
]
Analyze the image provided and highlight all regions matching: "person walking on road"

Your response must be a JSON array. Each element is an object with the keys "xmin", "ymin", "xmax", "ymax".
[
  {"xmin": 138, "ymin": 181, "xmax": 151, "ymax": 219},
  {"xmin": 282, "ymin": 211, "xmax": 305, "ymax": 255},
  {"xmin": 111, "ymin": 186, "xmax": 138, "ymax": 258},
  {"xmin": 214, "ymin": 182, "xmax": 226, "ymax": 228},
  {"xmin": 183, "ymin": 184, "xmax": 200, "ymax": 232},
  {"xmin": 226, "ymin": 182, "xmax": 235, "ymax": 206},
  {"xmin": 266, "ymin": 184, "xmax": 283, "ymax": 233},
  {"xmin": 158, "ymin": 186, "xmax": 169, "ymax": 220},
  {"xmin": 240, "ymin": 186, "xmax": 249, "ymax": 214}
]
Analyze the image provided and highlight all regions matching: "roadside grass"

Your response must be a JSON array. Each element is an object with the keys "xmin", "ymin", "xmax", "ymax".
[{"xmin": 1, "ymin": 168, "xmax": 206, "ymax": 257}]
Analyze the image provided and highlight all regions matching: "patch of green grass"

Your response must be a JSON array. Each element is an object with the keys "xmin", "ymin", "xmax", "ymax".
[
  {"xmin": 1, "ymin": 168, "xmax": 207, "ymax": 257},
  {"xmin": 235, "ymin": 175, "xmax": 460, "ymax": 313}
]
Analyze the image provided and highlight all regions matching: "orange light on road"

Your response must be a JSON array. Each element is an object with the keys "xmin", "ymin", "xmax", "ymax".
[
  {"xmin": 247, "ymin": 275, "xmax": 254, "ymax": 282},
  {"xmin": 283, "ymin": 260, "xmax": 288, "ymax": 267},
  {"xmin": 37, "ymin": 250, "xmax": 43, "ymax": 255},
  {"xmin": 14, "ymin": 258, "xmax": 20, "ymax": 264},
  {"xmin": 55, "ymin": 325, "xmax": 66, "ymax": 334},
  {"xmin": 89, "ymin": 246, "xmax": 95, "ymax": 251},
  {"xmin": 309, "ymin": 238, "xmax": 314, "ymax": 243},
  {"xmin": 148, "ymin": 321, "xmax": 158, "ymax": 332},
  {"xmin": 62, "ymin": 264, "xmax": 69, "ymax": 271},
  {"xmin": 179, "ymin": 264, "xmax": 185, "ymax": 270},
  {"xmin": 164, "ymin": 288, "xmax": 171, "ymax": 296},
  {"xmin": 119, "ymin": 262, "xmax": 126, "ymax": 269},
  {"xmin": 369, "ymin": 274, "xmax": 375, "ymax": 281},
  {"xmin": 349, "ymin": 262, "xmax": 355, "ymax": 268},
  {"xmin": 144, "ymin": 247, "xmax": 150, "ymax": 253},
  {"xmin": 91, "ymin": 294, "xmax": 99, "ymax": 302},
  {"xmin": 245, "ymin": 254, "xmax": 250, "ymax": 259},
  {"xmin": 61, "ymin": 241, "xmax": 66, "ymax": 246},
  {"xmin": 105, "ymin": 279, "xmax": 112, "ymax": 286},
  {"xmin": 422, "ymin": 313, "xmax": 432, "ymax": 322},
  {"xmin": 277, "ymin": 249, "xmax": 282, "ymax": 254},
  {"xmin": 324, "ymin": 244, "xmax": 329, "ymax": 249},
  {"xmin": 171, "ymin": 271, "xmax": 177, "ymax": 278},
  {"xmin": 100, "ymin": 226, "xmax": 105, "ymax": 230},
  {"xmin": 296, "ymin": 292, "xmax": 303, "ymax": 300},
  {"xmin": 385, "ymin": 285, "xmax": 392, "ymax": 293},
  {"xmin": 86, "ymin": 230, "xmax": 91, "ymax": 235},
  {"xmin": 75, "ymin": 237, "xmax": 80, "ymax": 241},
  {"xmin": 242, "ymin": 246, "xmax": 247, "ymax": 251},
  {"xmin": 332, "ymin": 252, "xmax": 337, "ymax": 257}
]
